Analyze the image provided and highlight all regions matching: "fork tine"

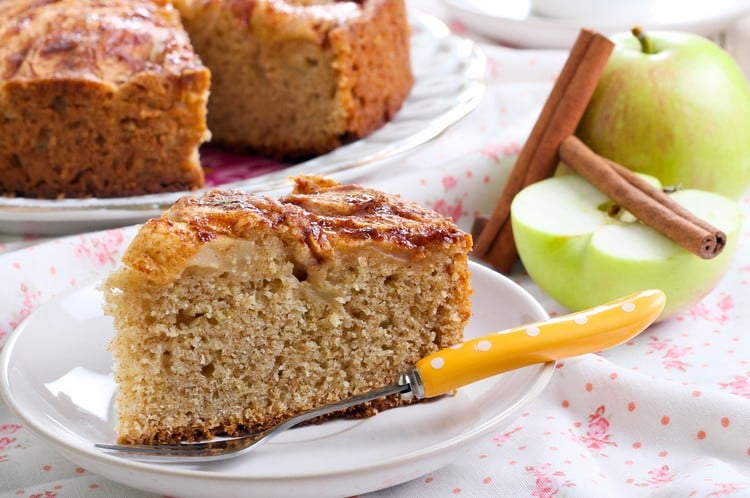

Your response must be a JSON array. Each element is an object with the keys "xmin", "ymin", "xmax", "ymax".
[
  {"xmin": 94, "ymin": 434, "xmax": 264, "ymax": 461},
  {"xmin": 94, "ymin": 442, "xmax": 245, "ymax": 462},
  {"xmin": 95, "ymin": 443, "xmax": 205, "ymax": 454}
]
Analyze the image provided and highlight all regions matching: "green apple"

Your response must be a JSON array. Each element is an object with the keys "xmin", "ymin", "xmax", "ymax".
[
  {"xmin": 576, "ymin": 29, "xmax": 750, "ymax": 200},
  {"xmin": 510, "ymin": 173, "xmax": 741, "ymax": 320}
]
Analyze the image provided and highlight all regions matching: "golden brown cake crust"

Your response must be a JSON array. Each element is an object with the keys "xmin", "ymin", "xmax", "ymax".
[
  {"xmin": 0, "ymin": 0, "xmax": 210, "ymax": 198},
  {"xmin": 173, "ymin": 0, "xmax": 413, "ymax": 158},
  {"xmin": 123, "ymin": 175, "xmax": 471, "ymax": 284}
]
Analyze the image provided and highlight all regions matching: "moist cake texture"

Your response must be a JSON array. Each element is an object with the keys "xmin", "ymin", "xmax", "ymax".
[
  {"xmin": 102, "ymin": 176, "xmax": 472, "ymax": 444},
  {"xmin": 172, "ymin": 0, "xmax": 414, "ymax": 158},
  {"xmin": 0, "ymin": 0, "xmax": 210, "ymax": 198}
]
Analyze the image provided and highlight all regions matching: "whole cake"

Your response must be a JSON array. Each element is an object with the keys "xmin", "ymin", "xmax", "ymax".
[
  {"xmin": 0, "ymin": 0, "xmax": 413, "ymax": 198},
  {"xmin": 0, "ymin": 0, "xmax": 211, "ymax": 199},
  {"xmin": 101, "ymin": 176, "xmax": 472, "ymax": 444},
  {"xmin": 172, "ymin": 0, "xmax": 414, "ymax": 158}
]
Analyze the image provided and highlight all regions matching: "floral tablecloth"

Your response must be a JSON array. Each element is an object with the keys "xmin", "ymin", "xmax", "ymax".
[{"xmin": 2, "ymin": 2, "xmax": 750, "ymax": 497}]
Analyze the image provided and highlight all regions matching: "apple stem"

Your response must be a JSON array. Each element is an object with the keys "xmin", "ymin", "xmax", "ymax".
[{"xmin": 631, "ymin": 26, "xmax": 655, "ymax": 54}]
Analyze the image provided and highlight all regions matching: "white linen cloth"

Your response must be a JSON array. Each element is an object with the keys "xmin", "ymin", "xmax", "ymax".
[{"xmin": 2, "ymin": 1, "xmax": 750, "ymax": 496}]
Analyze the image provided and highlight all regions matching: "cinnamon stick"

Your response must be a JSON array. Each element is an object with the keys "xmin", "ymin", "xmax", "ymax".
[
  {"xmin": 473, "ymin": 29, "xmax": 615, "ymax": 273},
  {"xmin": 559, "ymin": 136, "xmax": 725, "ymax": 259},
  {"xmin": 606, "ymin": 159, "xmax": 726, "ymax": 249}
]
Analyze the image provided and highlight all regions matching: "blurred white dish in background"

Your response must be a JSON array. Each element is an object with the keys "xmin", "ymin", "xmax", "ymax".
[
  {"xmin": 441, "ymin": 0, "xmax": 750, "ymax": 48},
  {"xmin": 530, "ymin": 0, "xmax": 653, "ymax": 23}
]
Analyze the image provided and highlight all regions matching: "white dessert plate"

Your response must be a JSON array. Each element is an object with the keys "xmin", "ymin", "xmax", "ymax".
[
  {"xmin": 0, "ymin": 262, "xmax": 553, "ymax": 498},
  {"xmin": 0, "ymin": 11, "xmax": 486, "ymax": 236},
  {"xmin": 441, "ymin": 0, "xmax": 750, "ymax": 48}
]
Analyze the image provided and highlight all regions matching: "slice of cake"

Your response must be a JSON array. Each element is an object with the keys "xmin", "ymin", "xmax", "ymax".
[
  {"xmin": 101, "ymin": 176, "xmax": 472, "ymax": 444},
  {"xmin": 0, "ymin": 0, "xmax": 210, "ymax": 199},
  {"xmin": 171, "ymin": 0, "xmax": 414, "ymax": 158}
]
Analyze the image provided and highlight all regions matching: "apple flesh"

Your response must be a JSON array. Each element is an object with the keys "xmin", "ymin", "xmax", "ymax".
[
  {"xmin": 510, "ymin": 174, "xmax": 741, "ymax": 320},
  {"xmin": 576, "ymin": 30, "xmax": 750, "ymax": 200}
]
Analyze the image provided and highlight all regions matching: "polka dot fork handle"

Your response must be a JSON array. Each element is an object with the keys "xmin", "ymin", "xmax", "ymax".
[{"xmin": 403, "ymin": 289, "xmax": 666, "ymax": 400}]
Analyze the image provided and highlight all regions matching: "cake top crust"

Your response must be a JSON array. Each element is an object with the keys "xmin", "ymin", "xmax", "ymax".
[
  {"xmin": 121, "ymin": 175, "xmax": 472, "ymax": 284},
  {"xmin": 0, "ymin": 0, "xmax": 204, "ymax": 83}
]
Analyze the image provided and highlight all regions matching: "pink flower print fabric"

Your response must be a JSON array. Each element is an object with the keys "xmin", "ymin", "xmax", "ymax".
[
  {"xmin": 578, "ymin": 405, "xmax": 617, "ymax": 450},
  {"xmin": 2, "ymin": 24, "xmax": 750, "ymax": 497}
]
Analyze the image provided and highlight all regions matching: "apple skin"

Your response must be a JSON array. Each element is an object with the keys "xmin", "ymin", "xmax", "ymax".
[
  {"xmin": 510, "ymin": 174, "xmax": 741, "ymax": 321},
  {"xmin": 576, "ymin": 30, "xmax": 750, "ymax": 200}
]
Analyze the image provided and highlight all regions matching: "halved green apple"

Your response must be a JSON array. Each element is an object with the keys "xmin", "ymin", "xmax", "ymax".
[{"xmin": 510, "ymin": 174, "xmax": 741, "ymax": 320}]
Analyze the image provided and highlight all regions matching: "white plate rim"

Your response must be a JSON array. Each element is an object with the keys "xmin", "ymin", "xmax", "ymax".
[{"xmin": 0, "ymin": 262, "xmax": 555, "ymax": 495}]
